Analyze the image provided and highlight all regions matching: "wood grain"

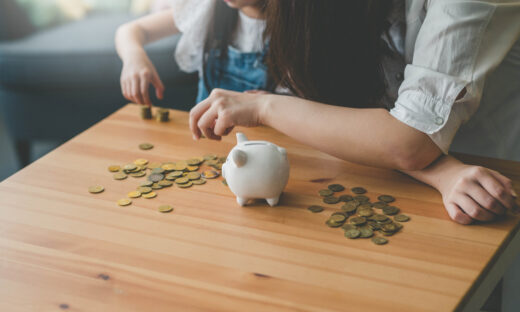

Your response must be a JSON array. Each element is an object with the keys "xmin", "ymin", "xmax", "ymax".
[{"xmin": 1, "ymin": 104, "xmax": 519, "ymax": 312}]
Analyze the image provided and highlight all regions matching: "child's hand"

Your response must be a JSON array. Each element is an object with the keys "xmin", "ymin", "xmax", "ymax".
[
  {"xmin": 120, "ymin": 52, "xmax": 164, "ymax": 106},
  {"xmin": 437, "ymin": 165, "xmax": 518, "ymax": 224},
  {"xmin": 189, "ymin": 88, "xmax": 269, "ymax": 140}
]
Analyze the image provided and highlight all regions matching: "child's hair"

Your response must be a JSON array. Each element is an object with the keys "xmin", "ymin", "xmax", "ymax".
[
  {"xmin": 264, "ymin": 0, "xmax": 393, "ymax": 108},
  {"xmin": 202, "ymin": 1, "xmax": 268, "ymax": 93}
]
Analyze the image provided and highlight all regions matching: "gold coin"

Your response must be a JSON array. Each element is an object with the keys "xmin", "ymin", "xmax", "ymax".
[
  {"xmin": 134, "ymin": 158, "xmax": 148, "ymax": 166},
  {"xmin": 351, "ymin": 187, "xmax": 367, "ymax": 194},
  {"xmin": 394, "ymin": 214, "xmax": 410, "ymax": 222},
  {"xmin": 350, "ymin": 216, "xmax": 367, "ymax": 226},
  {"xmin": 108, "ymin": 165, "xmax": 121, "ymax": 172},
  {"xmin": 140, "ymin": 181, "xmax": 154, "ymax": 187},
  {"xmin": 308, "ymin": 205, "xmax": 324, "ymax": 213},
  {"xmin": 344, "ymin": 229, "xmax": 361, "ymax": 239},
  {"xmin": 339, "ymin": 194, "xmax": 353, "ymax": 202},
  {"xmin": 151, "ymin": 167, "xmax": 165, "ymax": 174},
  {"xmin": 186, "ymin": 172, "xmax": 201, "ymax": 180},
  {"xmin": 323, "ymin": 196, "xmax": 340, "ymax": 204},
  {"xmin": 177, "ymin": 181, "xmax": 193, "ymax": 188},
  {"xmin": 127, "ymin": 191, "xmax": 141, "ymax": 198},
  {"xmin": 130, "ymin": 171, "xmax": 146, "ymax": 178},
  {"xmin": 137, "ymin": 186, "xmax": 152, "ymax": 194},
  {"xmin": 158, "ymin": 180, "xmax": 173, "ymax": 187},
  {"xmin": 148, "ymin": 162, "xmax": 161, "ymax": 169},
  {"xmin": 371, "ymin": 237, "xmax": 388, "ymax": 245},
  {"xmin": 383, "ymin": 206, "xmax": 400, "ymax": 215},
  {"xmin": 158, "ymin": 204, "xmax": 173, "ymax": 213},
  {"xmin": 331, "ymin": 214, "xmax": 346, "ymax": 223},
  {"xmin": 161, "ymin": 163, "xmax": 176, "ymax": 171},
  {"xmin": 139, "ymin": 143, "xmax": 154, "ymax": 150},
  {"xmin": 186, "ymin": 165, "xmax": 199, "ymax": 172},
  {"xmin": 117, "ymin": 198, "xmax": 132, "ymax": 206},
  {"xmin": 142, "ymin": 192, "xmax": 157, "ymax": 199},
  {"xmin": 170, "ymin": 171, "xmax": 184, "ymax": 178},
  {"xmin": 187, "ymin": 158, "xmax": 203, "ymax": 166},
  {"xmin": 151, "ymin": 183, "xmax": 162, "ymax": 190},
  {"xmin": 113, "ymin": 172, "xmax": 128, "ymax": 180},
  {"xmin": 88, "ymin": 185, "xmax": 104, "ymax": 194},
  {"xmin": 319, "ymin": 189, "xmax": 334, "ymax": 197},
  {"xmin": 201, "ymin": 170, "xmax": 220, "ymax": 179},
  {"xmin": 328, "ymin": 184, "xmax": 345, "ymax": 192},
  {"xmin": 175, "ymin": 177, "xmax": 190, "ymax": 185},
  {"xmin": 378, "ymin": 195, "xmax": 396, "ymax": 203},
  {"xmin": 359, "ymin": 226, "xmax": 374, "ymax": 238},
  {"xmin": 174, "ymin": 163, "xmax": 187, "ymax": 171},
  {"xmin": 191, "ymin": 178, "xmax": 206, "ymax": 185}
]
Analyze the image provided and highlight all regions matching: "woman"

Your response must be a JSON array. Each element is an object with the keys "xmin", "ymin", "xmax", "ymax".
[{"xmin": 189, "ymin": 0, "xmax": 520, "ymax": 224}]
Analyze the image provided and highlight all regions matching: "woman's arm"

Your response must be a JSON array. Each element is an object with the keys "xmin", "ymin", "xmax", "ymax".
[
  {"xmin": 115, "ymin": 9, "xmax": 179, "ymax": 105},
  {"xmin": 400, "ymin": 155, "xmax": 518, "ymax": 224},
  {"xmin": 189, "ymin": 89, "xmax": 442, "ymax": 170}
]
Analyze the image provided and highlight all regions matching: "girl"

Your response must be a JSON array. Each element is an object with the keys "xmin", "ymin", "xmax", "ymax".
[
  {"xmin": 189, "ymin": 0, "xmax": 520, "ymax": 224},
  {"xmin": 115, "ymin": 0, "xmax": 269, "ymax": 107}
]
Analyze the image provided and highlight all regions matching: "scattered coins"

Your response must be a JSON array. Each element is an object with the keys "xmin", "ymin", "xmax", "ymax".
[
  {"xmin": 158, "ymin": 205, "xmax": 173, "ymax": 213},
  {"xmin": 371, "ymin": 237, "xmax": 388, "ymax": 245},
  {"xmin": 142, "ymin": 192, "xmax": 157, "ymax": 199},
  {"xmin": 113, "ymin": 172, "xmax": 127, "ymax": 180},
  {"xmin": 88, "ymin": 185, "xmax": 104, "ymax": 194},
  {"xmin": 127, "ymin": 191, "xmax": 141, "ymax": 198},
  {"xmin": 117, "ymin": 198, "xmax": 132, "ymax": 206},
  {"xmin": 108, "ymin": 165, "xmax": 120, "ymax": 172},
  {"xmin": 139, "ymin": 143, "xmax": 154, "ymax": 150},
  {"xmin": 308, "ymin": 205, "xmax": 324, "ymax": 213}
]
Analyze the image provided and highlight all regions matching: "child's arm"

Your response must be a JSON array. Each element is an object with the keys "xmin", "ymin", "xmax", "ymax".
[
  {"xmin": 115, "ymin": 9, "xmax": 179, "ymax": 106},
  {"xmin": 400, "ymin": 155, "xmax": 518, "ymax": 224}
]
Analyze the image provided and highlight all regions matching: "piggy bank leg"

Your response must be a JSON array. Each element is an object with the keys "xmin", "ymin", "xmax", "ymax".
[
  {"xmin": 237, "ymin": 197, "xmax": 248, "ymax": 206},
  {"xmin": 266, "ymin": 196, "xmax": 280, "ymax": 207}
]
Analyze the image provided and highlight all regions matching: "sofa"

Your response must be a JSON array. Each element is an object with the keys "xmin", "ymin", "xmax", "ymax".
[{"xmin": 0, "ymin": 9, "xmax": 198, "ymax": 167}]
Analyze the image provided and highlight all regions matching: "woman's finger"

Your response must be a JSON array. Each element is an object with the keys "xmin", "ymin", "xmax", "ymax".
[
  {"xmin": 151, "ymin": 71, "xmax": 165, "ymax": 100},
  {"xmin": 130, "ymin": 78, "xmax": 141, "ymax": 104},
  {"xmin": 189, "ymin": 99, "xmax": 212, "ymax": 139},
  {"xmin": 465, "ymin": 180, "xmax": 506, "ymax": 216},
  {"xmin": 141, "ymin": 76, "xmax": 152, "ymax": 106},
  {"xmin": 445, "ymin": 202, "xmax": 473, "ymax": 225},
  {"xmin": 214, "ymin": 110, "xmax": 234, "ymax": 136},
  {"xmin": 455, "ymin": 193, "xmax": 495, "ymax": 222},
  {"xmin": 197, "ymin": 106, "xmax": 221, "ymax": 140},
  {"xmin": 475, "ymin": 168, "xmax": 516, "ymax": 210}
]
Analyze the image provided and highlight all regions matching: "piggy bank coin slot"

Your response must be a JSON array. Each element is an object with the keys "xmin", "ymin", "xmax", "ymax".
[{"xmin": 244, "ymin": 143, "xmax": 266, "ymax": 146}]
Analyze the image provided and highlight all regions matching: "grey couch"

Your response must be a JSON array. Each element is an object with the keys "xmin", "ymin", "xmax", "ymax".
[{"xmin": 0, "ymin": 12, "xmax": 198, "ymax": 167}]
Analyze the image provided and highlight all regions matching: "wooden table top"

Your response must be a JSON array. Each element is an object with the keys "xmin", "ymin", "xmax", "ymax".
[{"xmin": 1, "ymin": 104, "xmax": 519, "ymax": 312}]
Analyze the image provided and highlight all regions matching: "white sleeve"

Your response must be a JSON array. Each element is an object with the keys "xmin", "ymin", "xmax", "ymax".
[
  {"xmin": 389, "ymin": 0, "xmax": 520, "ymax": 153},
  {"xmin": 170, "ymin": 0, "xmax": 216, "ymax": 73}
]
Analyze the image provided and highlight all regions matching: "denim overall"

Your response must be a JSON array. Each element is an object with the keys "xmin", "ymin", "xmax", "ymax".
[{"xmin": 196, "ymin": 45, "xmax": 269, "ymax": 103}]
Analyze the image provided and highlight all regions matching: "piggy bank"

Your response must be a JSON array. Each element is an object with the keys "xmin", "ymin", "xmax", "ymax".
[{"xmin": 222, "ymin": 132, "xmax": 289, "ymax": 206}]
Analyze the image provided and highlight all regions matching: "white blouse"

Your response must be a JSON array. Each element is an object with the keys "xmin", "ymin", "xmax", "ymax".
[{"xmin": 170, "ymin": 0, "xmax": 266, "ymax": 76}]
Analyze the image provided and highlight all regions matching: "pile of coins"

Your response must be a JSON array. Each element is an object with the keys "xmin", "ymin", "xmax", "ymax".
[
  {"xmin": 89, "ymin": 151, "xmax": 227, "ymax": 213},
  {"xmin": 308, "ymin": 184, "xmax": 410, "ymax": 245},
  {"xmin": 139, "ymin": 105, "xmax": 169, "ymax": 122}
]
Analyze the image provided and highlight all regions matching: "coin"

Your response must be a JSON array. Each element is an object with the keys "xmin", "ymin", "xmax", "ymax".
[
  {"xmin": 170, "ymin": 171, "xmax": 184, "ymax": 178},
  {"xmin": 344, "ymin": 229, "xmax": 361, "ymax": 239},
  {"xmin": 88, "ymin": 185, "xmax": 104, "ymax": 194},
  {"xmin": 175, "ymin": 177, "xmax": 190, "ymax": 185},
  {"xmin": 186, "ymin": 165, "xmax": 199, "ymax": 172},
  {"xmin": 148, "ymin": 173, "xmax": 164, "ymax": 183},
  {"xmin": 351, "ymin": 187, "xmax": 367, "ymax": 194},
  {"xmin": 358, "ymin": 226, "xmax": 374, "ymax": 238},
  {"xmin": 161, "ymin": 163, "xmax": 176, "ymax": 171},
  {"xmin": 372, "ymin": 201, "xmax": 388, "ymax": 209},
  {"xmin": 165, "ymin": 173, "xmax": 178, "ymax": 181},
  {"xmin": 137, "ymin": 186, "xmax": 152, "ymax": 194},
  {"xmin": 328, "ymin": 184, "xmax": 345, "ymax": 192},
  {"xmin": 151, "ymin": 183, "xmax": 162, "ymax": 190},
  {"xmin": 177, "ymin": 181, "xmax": 193, "ymax": 188},
  {"xmin": 139, "ymin": 143, "xmax": 154, "ymax": 150},
  {"xmin": 339, "ymin": 195, "xmax": 354, "ymax": 202},
  {"xmin": 140, "ymin": 105, "xmax": 152, "ymax": 119},
  {"xmin": 342, "ymin": 223, "xmax": 357, "ymax": 231},
  {"xmin": 358, "ymin": 208, "xmax": 374, "ymax": 217},
  {"xmin": 113, "ymin": 172, "xmax": 128, "ymax": 180},
  {"xmin": 187, "ymin": 158, "xmax": 203, "ymax": 166},
  {"xmin": 319, "ymin": 189, "xmax": 334, "ymax": 197},
  {"xmin": 325, "ymin": 219, "xmax": 343, "ymax": 228},
  {"xmin": 156, "ymin": 108, "xmax": 170, "ymax": 122},
  {"xmin": 367, "ymin": 221, "xmax": 381, "ymax": 230},
  {"xmin": 140, "ymin": 181, "xmax": 153, "ymax": 187},
  {"xmin": 158, "ymin": 204, "xmax": 173, "ymax": 213},
  {"xmin": 308, "ymin": 205, "xmax": 324, "ymax": 213},
  {"xmin": 130, "ymin": 171, "xmax": 146, "ymax": 178},
  {"xmin": 378, "ymin": 195, "xmax": 395, "ymax": 203},
  {"xmin": 186, "ymin": 172, "xmax": 201, "ymax": 180},
  {"xmin": 394, "ymin": 214, "xmax": 410, "ymax": 222},
  {"xmin": 373, "ymin": 214, "xmax": 389, "ymax": 222},
  {"xmin": 148, "ymin": 162, "xmax": 161, "ymax": 169},
  {"xmin": 330, "ymin": 214, "xmax": 346, "ymax": 223},
  {"xmin": 151, "ymin": 167, "xmax": 165, "ymax": 174},
  {"xmin": 142, "ymin": 192, "xmax": 157, "ymax": 199},
  {"xmin": 174, "ymin": 162, "xmax": 187, "ymax": 171},
  {"xmin": 350, "ymin": 216, "xmax": 367, "ymax": 226},
  {"xmin": 127, "ymin": 191, "xmax": 141, "ymax": 198},
  {"xmin": 358, "ymin": 203, "xmax": 372, "ymax": 210},
  {"xmin": 353, "ymin": 195, "xmax": 369, "ymax": 203},
  {"xmin": 134, "ymin": 159, "xmax": 148, "ymax": 166},
  {"xmin": 123, "ymin": 164, "xmax": 138, "ymax": 172},
  {"xmin": 117, "ymin": 198, "xmax": 132, "ymax": 206},
  {"xmin": 108, "ymin": 165, "xmax": 121, "ymax": 172},
  {"xmin": 383, "ymin": 206, "xmax": 400, "ymax": 215},
  {"xmin": 191, "ymin": 178, "xmax": 206, "ymax": 185},
  {"xmin": 371, "ymin": 237, "xmax": 388, "ymax": 245},
  {"xmin": 202, "ymin": 170, "xmax": 219, "ymax": 179},
  {"xmin": 323, "ymin": 196, "xmax": 340, "ymax": 204},
  {"xmin": 158, "ymin": 180, "xmax": 173, "ymax": 187}
]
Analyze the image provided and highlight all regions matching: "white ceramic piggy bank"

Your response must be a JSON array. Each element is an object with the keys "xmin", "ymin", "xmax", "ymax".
[{"xmin": 222, "ymin": 132, "xmax": 289, "ymax": 206}]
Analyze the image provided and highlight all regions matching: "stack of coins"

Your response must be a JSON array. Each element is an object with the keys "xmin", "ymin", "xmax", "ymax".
[
  {"xmin": 156, "ymin": 108, "xmax": 169, "ymax": 122},
  {"xmin": 141, "ymin": 106, "xmax": 152, "ymax": 119}
]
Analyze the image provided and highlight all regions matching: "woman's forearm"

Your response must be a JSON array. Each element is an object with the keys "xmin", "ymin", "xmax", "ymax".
[
  {"xmin": 399, "ymin": 155, "xmax": 462, "ymax": 192},
  {"xmin": 260, "ymin": 94, "xmax": 442, "ymax": 170}
]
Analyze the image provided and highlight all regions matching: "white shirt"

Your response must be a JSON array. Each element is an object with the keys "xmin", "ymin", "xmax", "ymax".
[
  {"xmin": 388, "ymin": 0, "xmax": 520, "ymax": 160},
  {"xmin": 170, "ymin": 0, "xmax": 266, "ymax": 76}
]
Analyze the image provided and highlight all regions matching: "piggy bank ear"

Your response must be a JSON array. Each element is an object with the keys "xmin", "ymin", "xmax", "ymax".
[
  {"xmin": 231, "ymin": 149, "xmax": 247, "ymax": 167},
  {"xmin": 277, "ymin": 147, "xmax": 287, "ymax": 156}
]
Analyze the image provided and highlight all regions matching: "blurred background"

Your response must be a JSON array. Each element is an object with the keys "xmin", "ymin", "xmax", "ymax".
[{"xmin": 0, "ymin": 0, "xmax": 198, "ymax": 181}]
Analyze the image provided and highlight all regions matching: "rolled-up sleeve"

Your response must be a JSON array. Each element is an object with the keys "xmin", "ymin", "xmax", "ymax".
[{"xmin": 389, "ymin": 0, "xmax": 520, "ymax": 153}]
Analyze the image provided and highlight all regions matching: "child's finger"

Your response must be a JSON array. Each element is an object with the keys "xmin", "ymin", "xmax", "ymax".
[
  {"xmin": 189, "ymin": 99, "xmax": 211, "ymax": 139},
  {"xmin": 466, "ymin": 181, "xmax": 505, "ymax": 215},
  {"xmin": 456, "ymin": 193, "xmax": 495, "ymax": 221},
  {"xmin": 445, "ymin": 202, "xmax": 473, "ymax": 225},
  {"xmin": 476, "ymin": 169, "xmax": 515, "ymax": 210}
]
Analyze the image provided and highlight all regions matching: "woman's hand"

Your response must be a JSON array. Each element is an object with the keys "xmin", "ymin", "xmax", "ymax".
[
  {"xmin": 120, "ymin": 51, "xmax": 164, "ymax": 106},
  {"xmin": 189, "ymin": 88, "xmax": 269, "ymax": 140},
  {"xmin": 436, "ymin": 165, "xmax": 518, "ymax": 224}
]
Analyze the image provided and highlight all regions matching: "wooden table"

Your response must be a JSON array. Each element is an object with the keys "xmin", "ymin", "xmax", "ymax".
[{"xmin": 1, "ymin": 104, "xmax": 519, "ymax": 312}]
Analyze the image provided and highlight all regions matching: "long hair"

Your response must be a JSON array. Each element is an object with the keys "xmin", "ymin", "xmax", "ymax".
[{"xmin": 264, "ymin": 0, "xmax": 393, "ymax": 107}]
